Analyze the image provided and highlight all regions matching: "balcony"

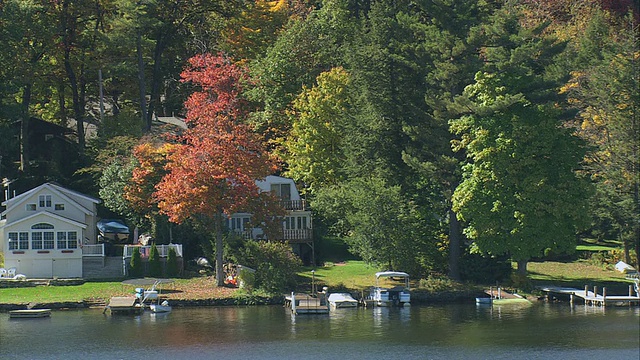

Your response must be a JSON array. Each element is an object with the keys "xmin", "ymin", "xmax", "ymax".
[{"xmin": 280, "ymin": 199, "xmax": 309, "ymax": 211}]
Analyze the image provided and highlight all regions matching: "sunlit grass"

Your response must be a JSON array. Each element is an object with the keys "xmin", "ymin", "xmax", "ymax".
[
  {"xmin": 527, "ymin": 259, "xmax": 633, "ymax": 291},
  {"xmin": 301, "ymin": 260, "xmax": 379, "ymax": 290}
]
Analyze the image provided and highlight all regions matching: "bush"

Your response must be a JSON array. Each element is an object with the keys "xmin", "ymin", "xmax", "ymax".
[
  {"xmin": 418, "ymin": 275, "xmax": 458, "ymax": 293},
  {"xmin": 148, "ymin": 243, "xmax": 162, "ymax": 277},
  {"xmin": 166, "ymin": 247, "xmax": 179, "ymax": 277},
  {"xmin": 234, "ymin": 241, "xmax": 302, "ymax": 293},
  {"xmin": 129, "ymin": 247, "xmax": 143, "ymax": 278}
]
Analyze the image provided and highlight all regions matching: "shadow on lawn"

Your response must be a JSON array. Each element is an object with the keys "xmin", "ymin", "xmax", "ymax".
[{"xmin": 529, "ymin": 271, "xmax": 635, "ymax": 293}]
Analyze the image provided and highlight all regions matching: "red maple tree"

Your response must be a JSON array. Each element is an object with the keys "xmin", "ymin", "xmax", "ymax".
[{"xmin": 154, "ymin": 53, "xmax": 281, "ymax": 286}]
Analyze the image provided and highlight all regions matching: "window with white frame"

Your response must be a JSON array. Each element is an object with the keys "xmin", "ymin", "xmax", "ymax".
[
  {"xmin": 68, "ymin": 232, "xmax": 78, "ymax": 248},
  {"xmin": 55, "ymin": 203, "xmax": 65, "ymax": 210},
  {"xmin": 19, "ymin": 232, "xmax": 29, "ymax": 249},
  {"xmin": 31, "ymin": 231, "xmax": 43, "ymax": 249},
  {"xmin": 38, "ymin": 195, "xmax": 52, "ymax": 208},
  {"xmin": 31, "ymin": 223, "xmax": 54, "ymax": 250},
  {"xmin": 26, "ymin": 203, "xmax": 36, "ymax": 211},
  {"xmin": 57, "ymin": 231, "xmax": 78, "ymax": 249},
  {"xmin": 285, "ymin": 216, "xmax": 309, "ymax": 230},
  {"xmin": 43, "ymin": 231, "xmax": 55, "ymax": 249},
  {"xmin": 8, "ymin": 232, "xmax": 18, "ymax": 250}
]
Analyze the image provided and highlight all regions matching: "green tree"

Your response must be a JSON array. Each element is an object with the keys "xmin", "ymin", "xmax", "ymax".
[
  {"xmin": 313, "ymin": 176, "xmax": 437, "ymax": 275},
  {"xmin": 166, "ymin": 247, "xmax": 179, "ymax": 277},
  {"xmin": 563, "ymin": 14, "xmax": 640, "ymax": 268},
  {"xmin": 283, "ymin": 67, "xmax": 353, "ymax": 191},
  {"xmin": 450, "ymin": 12, "xmax": 591, "ymax": 275},
  {"xmin": 129, "ymin": 247, "xmax": 143, "ymax": 278},
  {"xmin": 148, "ymin": 243, "xmax": 162, "ymax": 277}
]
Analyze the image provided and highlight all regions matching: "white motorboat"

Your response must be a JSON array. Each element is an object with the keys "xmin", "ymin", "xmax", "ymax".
[
  {"xmin": 149, "ymin": 300, "xmax": 172, "ymax": 313},
  {"xmin": 368, "ymin": 271, "xmax": 411, "ymax": 307},
  {"xmin": 328, "ymin": 293, "xmax": 359, "ymax": 308}
]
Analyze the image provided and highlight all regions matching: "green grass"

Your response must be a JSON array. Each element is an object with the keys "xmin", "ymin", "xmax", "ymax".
[
  {"xmin": 0, "ymin": 282, "xmax": 129, "ymax": 304},
  {"xmin": 301, "ymin": 260, "xmax": 379, "ymax": 290},
  {"xmin": 528, "ymin": 259, "xmax": 634, "ymax": 292},
  {"xmin": 576, "ymin": 245, "xmax": 617, "ymax": 252}
]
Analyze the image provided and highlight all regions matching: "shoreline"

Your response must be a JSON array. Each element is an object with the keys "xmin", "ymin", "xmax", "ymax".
[{"xmin": 0, "ymin": 289, "xmax": 489, "ymax": 312}]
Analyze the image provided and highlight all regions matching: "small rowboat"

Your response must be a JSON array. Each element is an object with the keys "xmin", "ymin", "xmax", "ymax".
[{"xmin": 9, "ymin": 309, "xmax": 51, "ymax": 319}]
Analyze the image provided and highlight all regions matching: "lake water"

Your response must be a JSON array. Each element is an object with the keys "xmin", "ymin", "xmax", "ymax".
[{"xmin": 1, "ymin": 303, "xmax": 638, "ymax": 359}]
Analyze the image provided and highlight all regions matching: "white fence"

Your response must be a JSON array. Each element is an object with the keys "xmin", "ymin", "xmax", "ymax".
[
  {"xmin": 82, "ymin": 244, "xmax": 105, "ymax": 257},
  {"xmin": 123, "ymin": 244, "xmax": 183, "ymax": 259}
]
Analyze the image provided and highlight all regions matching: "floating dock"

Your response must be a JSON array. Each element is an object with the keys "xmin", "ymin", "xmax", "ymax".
[
  {"xmin": 476, "ymin": 287, "xmax": 531, "ymax": 306},
  {"xmin": 541, "ymin": 285, "xmax": 640, "ymax": 307},
  {"xmin": 285, "ymin": 293, "xmax": 329, "ymax": 314},
  {"xmin": 9, "ymin": 309, "xmax": 51, "ymax": 319},
  {"xmin": 104, "ymin": 296, "xmax": 144, "ymax": 315}
]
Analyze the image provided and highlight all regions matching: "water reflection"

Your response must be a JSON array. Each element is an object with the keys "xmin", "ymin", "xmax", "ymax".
[{"xmin": 0, "ymin": 304, "xmax": 638, "ymax": 360}]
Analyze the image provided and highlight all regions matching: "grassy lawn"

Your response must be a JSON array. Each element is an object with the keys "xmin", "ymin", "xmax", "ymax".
[
  {"xmin": 0, "ymin": 277, "xmax": 237, "ymax": 305},
  {"xmin": 300, "ymin": 261, "xmax": 379, "ymax": 291},
  {"xmin": 528, "ymin": 260, "xmax": 635, "ymax": 292},
  {"xmin": 2, "ymin": 259, "xmax": 635, "ymax": 305}
]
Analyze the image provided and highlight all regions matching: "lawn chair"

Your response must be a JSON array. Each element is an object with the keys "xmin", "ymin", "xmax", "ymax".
[
  {"xmin": 7, "ymin": 268, "xmax": 17, "ymax": 278},
  {"xmin": 0, "ymin": 268, "xmax": 6, "ymax": 278}
]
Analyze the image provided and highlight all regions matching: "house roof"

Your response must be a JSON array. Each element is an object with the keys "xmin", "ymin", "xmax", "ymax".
[
  {"xmin": 1, "ymin": 182, "xmax": 100, "ymax": 216},
  {"xmin": 4, "ymin": 211, "xmax": 87, "ymax": 229}
]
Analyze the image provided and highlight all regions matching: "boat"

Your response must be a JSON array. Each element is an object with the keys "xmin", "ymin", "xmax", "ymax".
[
  {"xmin": 9, "ymin": 309, "xmax": 51, "ymax": 318},
  {"xmin": 328, "ymin": 293, "xmax": 359, "ymax": 308},
  {"xmin": 475, "ymin": 297, "xmax": 492, "ymax": 305},
  {"xmin": 97, "ymin": 219, "xmax": 130, "ymax": 242},
  {"xmin": 149, "ymin": 300, "xmax": 172, "ymax": 313},
  {"xmin": 368, "ymin": 271, "xmax": 411, "ymax": 307}
]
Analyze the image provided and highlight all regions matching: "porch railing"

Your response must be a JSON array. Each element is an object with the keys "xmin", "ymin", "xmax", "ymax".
[
  {"xmin": 122, "ymin": 244, "xmax": 183, "ymax": 259},
  {"xmin": 82, "ymin": 244, "xmax": 105, "ymax": 257},
  {"xmin": 280, "ymin": 199, "xmax": 308, "ymax": 211}
]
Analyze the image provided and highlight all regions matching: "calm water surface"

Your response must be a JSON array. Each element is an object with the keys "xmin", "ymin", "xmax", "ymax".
[{"xmin": 1, "ymin": 303, "xmax": 638, "ymax": 359}]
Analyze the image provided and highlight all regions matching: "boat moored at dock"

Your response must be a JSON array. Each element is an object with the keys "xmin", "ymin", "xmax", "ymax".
[{"xmin": 368, "ymin": 271, "xmax": 411, "ymax": 307}]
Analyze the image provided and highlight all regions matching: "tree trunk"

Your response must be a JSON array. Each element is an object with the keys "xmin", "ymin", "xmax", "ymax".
[
  {"xmin": 516, "ymin": 259, "xmax": 528, "ymax": 276},
  {"xmin": 448, "ymin": 207, "xmax": 462, "ymax": 281},
  {"xmin": 19, "ymin": 84, "xmax": 32, "ymax": 174},
  {"xmin": 137, "ymin": 31, "xmax": 149, "ymax": 130},
  {"xmin": 215, "ymin": 213, "xmax": 225, "ymax": 287},
  {"xmin": 146, "ymin": 35, "xmax": 167, "ymax": 130}
]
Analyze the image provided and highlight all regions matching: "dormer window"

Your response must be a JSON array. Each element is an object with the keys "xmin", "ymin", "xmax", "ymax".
[
  {"xmin": 270, "ymin": 183, "xmax": 291, "ymax": 201},
  {"xmin": 39, "ymin": 195, "xmax": 52, "ymax": 208}
]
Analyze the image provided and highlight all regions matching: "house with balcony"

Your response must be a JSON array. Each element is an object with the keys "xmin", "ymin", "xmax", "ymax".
[
  {"xmin": 227, "ymin": 175, "xmax": 315, "ymax": 264},
  {"xmin": 0, "ymin": 182, "xmax": 100, "ymax": 278}
]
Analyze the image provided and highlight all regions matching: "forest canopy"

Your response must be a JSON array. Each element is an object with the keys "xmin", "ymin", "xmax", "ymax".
[{"xmin": 1, "ymin": 0, "xmax": 638, "ymax": 278}]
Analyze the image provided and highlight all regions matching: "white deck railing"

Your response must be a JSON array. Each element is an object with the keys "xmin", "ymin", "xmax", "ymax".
[
  {"xmin": 123, "ymin": 244, "xmax": 183, "ymax": 259},
  {"xmin": 82, "ymin": 244, "xmax": 105, "ymax": 257}
]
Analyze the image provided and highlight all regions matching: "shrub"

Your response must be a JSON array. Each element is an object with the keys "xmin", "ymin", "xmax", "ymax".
[
  {"xmin": 148, "ymin": 243, "xmax": 162, "ymax": 277},
  {"xmin": 129, "ymin": 247, "xmax": 143, "ymax": 278},
  {"xmin": 166, "ymin": 247, "xmax": 179, "ymax": 277},
  {"xmin": 418, "ymin": 275, "xmax": 458, "ymax": 293},
  {"xmin": 235, "ymin": 241, "xmax": 302, "ymax": 293}
]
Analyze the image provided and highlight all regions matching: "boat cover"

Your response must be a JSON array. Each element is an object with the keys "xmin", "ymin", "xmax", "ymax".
[
  {"xmin": 97, "ymin": 219, "xmax": 130, "ymax": 234},
  {"xmin": 375, "ymin": 271, "xmax": 409, "ymax": 279}
]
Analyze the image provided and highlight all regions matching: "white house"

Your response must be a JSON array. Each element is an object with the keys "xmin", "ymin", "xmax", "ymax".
[
  {"xmin": 0, "ymin": 183, "xmax": 100, "ymax": 278},
  {"xmin": 227, "ymin": 175, "xmax": 315, "ymax": 264}
]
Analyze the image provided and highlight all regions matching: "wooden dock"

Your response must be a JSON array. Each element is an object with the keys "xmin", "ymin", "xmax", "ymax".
[
  {"xmin": 285, "ymin": 293, "xmax": 329, "ymax": 314},
  {"xmin": 104, "ymin": 296, "xmax": 144, "ymax": 315},
  {"xmin": 9, "ymin": 309, "xmax": 51, "ymax": 319},
  {"xmin": 541, "ymin": 285, "xmax": 640, "ymax": 307}
]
